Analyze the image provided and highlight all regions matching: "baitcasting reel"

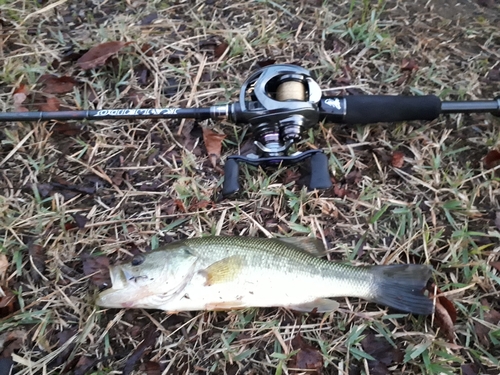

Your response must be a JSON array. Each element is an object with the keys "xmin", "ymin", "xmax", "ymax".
[
  {"xmin": 223, "ymin": 64, "xmax": 332, "ymax": 196},
  {"xmin": 0, "ymin": 64, "xmax": 499, "ymax": 197}
]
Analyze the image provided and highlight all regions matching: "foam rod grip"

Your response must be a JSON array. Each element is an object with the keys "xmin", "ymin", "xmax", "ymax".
[
  {"xmin": 344, "ymin": 95, "xmax": 442, "ymax": 125},
  {"xmin": 222, "ymin": 158, "xmax": 240, "ymax": 197}
]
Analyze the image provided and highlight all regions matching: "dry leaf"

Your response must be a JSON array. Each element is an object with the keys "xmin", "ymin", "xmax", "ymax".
[
  {"xmin": 0, "ymin": 329, "xmax": 27, "ymax": 358},
  {"xmin": 82, "ymin": 255, "xmax": 110, "ymax": 288},
  {"xmin": 50, "ymin": 123, "xmax": 84, "ymax": 136},
  {"xmin": 361, "ymin": 332, "xmax": 404, "ymax": 373},
  {"xmin": 474, "ymin": 298, "xmax": 500, "ymax": 348},
  {"xmin": 70, "ymin": 213, "xmax": 88, "ymax": 229},
  {"xmin": 38, "ymin": 97, "xmax": 60, "ymax": 112},
  {"xmin": 28, "ymin": 242, "xmax": 46, "ymax": 283},
  {"xmin": 490, "ymin": 261, "xmax": 500, "ymax": 272},
  {"xmin": 391, "ymin": 151, "xmax": 405, "ymax": 168},
  {"xmin": 13, "ymin": 84, "xmax": 29, "ymax": 112},
  {"xmin": 143, "ymin": 361, "xmax": 161, "ymax": 375},
  {"xmin": 483, "ymin": 150, "xmax": 500, "ymax": 169},
  {"xmin": 123, "ymin": 327, "xmax": 159, "ymax": 375},
  {"xmin": 401, "ymin": 58, "xmax": 419, "ymax": 72},
  {"xmin": 202, "ymin": 127, "xmax": 226, "ymax": 167},
  {"xmin": 461, "ymin": 363, "xmax": 479, "ymax": 375},
  {"xmin": 495, "ymin": 212, "xmax": 500, "ymax": 231},
  {"xmin": 0, "ymin": 287, "xmax": 17, "ymax": 318},
  {"xmin": 288, "ymin": 333, "xmax": 323, "ymax": 375},
  {"xmin": 38, "ymin": 74, "xmax": 77, "ymax": 94},
  {"xmin": 214, "ymin": 42, "xmax": 229, "ymax": 59},
  {"xmin": 428, "ymin": 283, "xmax": 457, "ymax": 343},
  {"xmin": 77, "ymin": 41, "xmax": 133, "ymax": 70},
  {"xmin": 256, "ymin": 59, "xmax": 276, "ymax": 68},
  {"xmin": 73, "ymin": 355, "xmax": 97, "ymax": 375}
]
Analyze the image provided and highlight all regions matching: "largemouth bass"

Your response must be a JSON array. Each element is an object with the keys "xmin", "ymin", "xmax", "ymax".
[{"xmin": 96, "ymin": 236, "xmax": 434, "ymax": 315}]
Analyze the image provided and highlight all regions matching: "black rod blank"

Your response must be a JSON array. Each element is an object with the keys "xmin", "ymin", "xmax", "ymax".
[{"xmin": 0, "ymin": 106, "xmax": 226, "ymax": 122}]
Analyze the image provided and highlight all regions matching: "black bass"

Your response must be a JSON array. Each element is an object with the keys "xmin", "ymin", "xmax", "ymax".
[{"xmin": 96, "ymin": 236, "xmax": 434, "ymax": 315}]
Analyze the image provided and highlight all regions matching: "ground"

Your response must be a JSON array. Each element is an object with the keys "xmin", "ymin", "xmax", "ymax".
[{"xmin": 0, "ymin": 0, "xmax": 499, "ymax": 374}]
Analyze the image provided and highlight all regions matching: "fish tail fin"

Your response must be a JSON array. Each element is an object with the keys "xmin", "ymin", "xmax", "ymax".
[{"xmin": 369, "ymin": 264, "xmax": 434, "ymax": 315}]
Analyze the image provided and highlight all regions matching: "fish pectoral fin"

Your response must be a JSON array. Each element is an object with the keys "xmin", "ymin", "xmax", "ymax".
[
  {"xmin": 288, "ymin": 298, "xmax": 339, "ymax": 313},
  {"xmin": 201, "ymin": 255, "xmax": 243, "ymax": 286},
  {"xmin": 274, "ymin": 237, "xmax": 327, "ymax": 257}
]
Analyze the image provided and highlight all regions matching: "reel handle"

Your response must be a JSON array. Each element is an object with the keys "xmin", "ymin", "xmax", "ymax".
[{"xmin": 221, "ymin": 150, "xmax": 332, "ymax": 197}]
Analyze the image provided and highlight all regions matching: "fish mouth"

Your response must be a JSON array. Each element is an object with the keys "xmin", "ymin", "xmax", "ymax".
[{"xmin": 95, "ymin": 266, "xmax": 138, "ymax": 308}]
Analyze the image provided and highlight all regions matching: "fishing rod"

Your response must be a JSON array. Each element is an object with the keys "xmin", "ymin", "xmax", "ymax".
[{"xmin": 1, "ymin": 64, "xmax": 499, "ymax": 196}]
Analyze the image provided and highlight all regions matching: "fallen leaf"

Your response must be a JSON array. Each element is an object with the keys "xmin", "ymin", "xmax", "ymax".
[
  {"xmin": 0, "ymin": 287, "xmax": 17, "ymax": 318},
  {"xmin": 111, "ymin": 171, "xmax": 125, "ymax": 186},
  {"xmin": 288, "ymin": 333, "xmax": 323, "ymax": 375},
  {"xmin": 391, "ymin": 151, "xmax": 405, "ymax": 168},
  {"xmin": 140, "ymin": 12, "xmax": 158, "ymax": 25},
  {"xmin": 50, "ymin": 123, "xmax": 84, "ymax": 136},
  {"xmin": 401, "ymin": 58, "xmax": 418, "ymax": 72},
  {"xmin": 28, "ymin": 242, "xmax": 46, "ymax": 283},
  {"xmin": 202, "ymin": 127, "xmax": 226, "ymax": 167},
  {"xmin": 495, "ymin": 212, "xmax": 500, "ymax": 231},
  {"xmin": 73, "ymin": 355, "xmax": 97, "ymax": 375},
  {"xmin": 345, "ymin": 170, "xmax": 362, "ymax": 185},
  {"xmin": 485, "ymin": 68, "xmax": 500, "ymax": 82},
  {"xmin": 38, "ymin": 97, "xmax": 60, "ymax": 112},
  {"xmin": 461, "ymin": 363, "xmax": 479, "ymax": 375},
  {"xmin": 70, "ymin": 213, "xmax": 88, "ymax": 229},
  {"xmin": 474, "ymin": 298, "xmax": 500, "ymax": 348},
  {"xmin": 477, "ymin": 0, "xmax": 495, "ymax": 7},
  {"xmin": 123, "ymin": 327, "xmax": 159, "ymax": 375},
  {"xmin": 483, "ymin": 149, "xmax": 500, "ymax": 169},
  {"xmin": 256, "ymin": 59, "xmax": 276, "ymax": 68},
  {"xmin": 77, "ymin": 41, "xmax": 133, "ymax": 70},
  {"xmin": 143, "ymin": 361, "xmax": 161, "ymax": 375},
  {"xmin": 0, "ymin": 329, "xmax": 27, "ymax": 358},
  {"xmin": 38, "ymin": 74, "xmax": 77, "ymax": 94},
  {"xmin": 54, "ymin": 328, "xmax": 77, "ymax": 367},
  {"xmin": 81, "ymin": 255, "xmax": 110, "ymax": 288},
  {"xmin": 140, "ymin": 43, "xmax": 155, "ymax": 57},
  {"xmin": 188, "ymin": 198, "xmax": 212, "ymax": 211},
  {"xmin": 490, "ymin": 261, "xmax": 500, "ymax": 272},
  {"xmin": 428, "ymin": 283, "xmax": 457, "ymax": 343},
  {"xmin": 13, "ymin": 84, "xmax": 29, "ymax": 112},
  {"xmin": 283, "ymin": 169, "xmax": 301, "ymax": 185},
  {"xmin": 361, "ymin": 332, "xmax": 404, "ymax": 375},
  {"xmin": 213, "ymin": 42, "xmax": 229, "ymax": 59},
  {"xmin": 334, "ymin": 183, "xmax": 348, "ymax": 198}
]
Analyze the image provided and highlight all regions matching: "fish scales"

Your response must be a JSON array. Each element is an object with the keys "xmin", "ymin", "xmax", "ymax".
[{"xmin": 96, "ymin": 236, "xmax": 434, "ymax": 315}]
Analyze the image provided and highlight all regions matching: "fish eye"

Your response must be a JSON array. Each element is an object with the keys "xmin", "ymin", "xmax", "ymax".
[{"xmin": 131, "ymin": 254, "xmax": 145, "ymax": 266}]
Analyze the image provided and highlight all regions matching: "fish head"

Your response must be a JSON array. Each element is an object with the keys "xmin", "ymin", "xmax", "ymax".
[{"xmin": 96, "ymin": 244, "xmax": 198, "ymax": 309}]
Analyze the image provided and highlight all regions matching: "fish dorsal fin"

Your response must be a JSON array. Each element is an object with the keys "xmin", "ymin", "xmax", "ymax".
[
  {"xmin": 202, "ymin": 255, "xmax": 244, "ymax": 286},
  {"xmin": 274, "ymin": 237, "xmax": 327, "ymax": 257}
]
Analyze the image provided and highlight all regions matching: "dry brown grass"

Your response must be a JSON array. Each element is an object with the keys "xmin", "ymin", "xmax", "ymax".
[{"xmin": 0, "ymin": 0, "xmax": 499, "ymax": 374}]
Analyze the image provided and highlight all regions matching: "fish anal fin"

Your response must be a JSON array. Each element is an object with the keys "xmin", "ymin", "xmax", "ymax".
[
  {"xmin": 205, "ymin": 300, "xmax": 246, "ymax": 311},
  {"xmin": 275, "ymin": 237, "xmax": 327, "ymax": 257},
  {"xmin": 202, "ymin": 255, "xmax": 243, "ymax": 286},
  {"xmin": 288, "ymin": 298, "xmax": 339, "ymax": 313}
]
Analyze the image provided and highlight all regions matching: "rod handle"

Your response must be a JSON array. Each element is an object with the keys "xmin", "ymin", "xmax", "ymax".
[{"xmin": 343, "ymin": 95, "xmax": 442, "ymax": 124}]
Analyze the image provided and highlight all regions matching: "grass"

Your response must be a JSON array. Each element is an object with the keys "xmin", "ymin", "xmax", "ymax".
[{"xmin": 0, "ymin": 0, "xmax": 499, "ymax": 374}]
